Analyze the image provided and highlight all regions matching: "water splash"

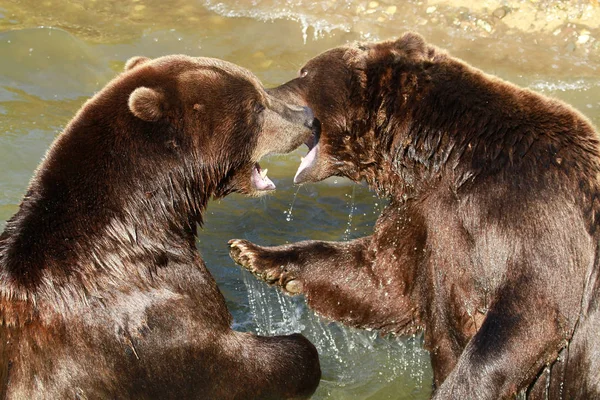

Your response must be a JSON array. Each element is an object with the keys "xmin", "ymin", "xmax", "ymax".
[
  {"xmin": 241, "ymin": 269, "xmax": 432, "ymax": 399},
  {"xmin": 242, "ymin": 269, "xmax": 304, "ymax": 335}
]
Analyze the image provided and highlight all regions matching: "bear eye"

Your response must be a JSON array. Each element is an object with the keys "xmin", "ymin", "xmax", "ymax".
[{"xmin": 299, "ymin": 68, "xmax": 308, "ymax": 78}]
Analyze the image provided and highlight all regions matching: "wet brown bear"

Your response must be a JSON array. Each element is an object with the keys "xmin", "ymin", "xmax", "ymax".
[
  {"xmin": 230, "ymin": 33, "xmax": 600, "ymax": 398},
  {"xmin": 0, "ymin": 55, "xmax": 321, "ymax": 399}
]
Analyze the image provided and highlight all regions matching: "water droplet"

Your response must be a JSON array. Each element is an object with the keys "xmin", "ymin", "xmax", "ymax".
[
  {"xmin": 285, "ymin": 186, "xmax": 301, "ymax": 222},
  {"xmin": 343, "ymin": 185, "xmax": 356, "ymax": 240}
]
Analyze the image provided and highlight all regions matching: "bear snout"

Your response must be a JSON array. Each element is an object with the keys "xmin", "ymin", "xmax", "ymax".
[{"xmin": 302, "ymin": 106, "xmax": 314, "ymax": 129}]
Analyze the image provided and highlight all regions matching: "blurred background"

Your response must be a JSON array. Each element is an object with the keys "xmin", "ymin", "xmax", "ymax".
[{"xmin": 1, "ymin": 1, "xmax": 598, "ymax": 398}]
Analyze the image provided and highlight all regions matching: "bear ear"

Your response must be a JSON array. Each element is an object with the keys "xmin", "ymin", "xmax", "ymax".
[
  {"xmin": 124, "ymin": 56, "xmax": 151, "ymax": 71},
  {"xmin": 394, "ymin": 32, "xmax": 427, "ymax": 60},
  {"xmin": 128, "ymin": 87, "xmax": 164, "ymax": 122}
]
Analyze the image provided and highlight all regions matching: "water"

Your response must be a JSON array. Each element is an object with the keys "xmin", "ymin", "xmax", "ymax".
[{"xmin": 1, "ymin": 1, "xmax": 599, "ymax": 398}]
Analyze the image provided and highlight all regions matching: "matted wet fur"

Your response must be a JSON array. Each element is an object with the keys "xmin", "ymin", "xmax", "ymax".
[
  {"xmin": 230, "ymin": 32, "xmax": 600, "ymax": 398},
  {"xmin": 0, "ymin": 55, "xmax": 321, "ymax": 399}
]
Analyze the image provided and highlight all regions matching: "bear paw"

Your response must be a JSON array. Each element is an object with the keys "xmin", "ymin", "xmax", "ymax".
[{"xmin": 228, "ymin": 239, "xmax": 303, "ymax": 294}]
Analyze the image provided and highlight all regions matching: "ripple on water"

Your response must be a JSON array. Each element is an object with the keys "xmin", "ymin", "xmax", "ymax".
[{"xmin": 0, "ymin": 27, "xmax": 113, "ymax": 100}]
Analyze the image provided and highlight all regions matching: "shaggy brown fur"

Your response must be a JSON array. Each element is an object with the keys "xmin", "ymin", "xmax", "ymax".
[
  {"xmin": 230, "ymin": 33, "xmax": 600, "ymax": 399},
  {"xmin": 0, "ymin": 55, "xmax": 321, "ymax": 399}
]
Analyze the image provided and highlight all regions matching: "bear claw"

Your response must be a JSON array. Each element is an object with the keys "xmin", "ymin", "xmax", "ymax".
[
  {"xmin": 228, "ymin": 239, "xmax": 258, "ymax": 272},
  {"xmin": 228, "ymin": 239, "xmax": 300, "ymax": 294},
  {"xmin": 285, "ymin": 280, "xmax": 303, "ymax": 294}
]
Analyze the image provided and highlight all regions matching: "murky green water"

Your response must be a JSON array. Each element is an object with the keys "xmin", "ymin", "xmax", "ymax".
[{"xmin": 1, "ymin": 1, "xmax": 599, "ymax": 398}]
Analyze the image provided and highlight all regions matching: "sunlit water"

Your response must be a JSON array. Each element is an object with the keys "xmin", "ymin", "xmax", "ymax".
[{"xmin": 1, "ymin": 1, "xmax": 599, "ymax": 398}]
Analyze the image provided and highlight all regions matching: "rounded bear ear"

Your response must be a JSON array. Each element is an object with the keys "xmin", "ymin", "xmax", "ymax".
[
  {"xmin": 394, "ymin": 32, "xmax": 427, "ymax": 60},
  {"xmin": 128, "ymin": 87, "xmax": 164, "ymax": 122},
  {"xmin": 124, "ymin": 56, "xmax": 151, "ymax": 71}
]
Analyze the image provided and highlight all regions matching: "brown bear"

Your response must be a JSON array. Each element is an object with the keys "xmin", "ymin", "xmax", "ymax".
[
  {"xmin": 0, "ymin": 55, "xmax": 322, "ymax": 399},
  {"xmin": 230, "ymin": 32, "xmax": 600, "ymax": 398}
]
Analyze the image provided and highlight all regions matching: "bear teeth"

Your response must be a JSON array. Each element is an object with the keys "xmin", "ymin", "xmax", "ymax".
[{"xmin": 260, "ymin": 168, "xmax": 268, "ymax": 179}]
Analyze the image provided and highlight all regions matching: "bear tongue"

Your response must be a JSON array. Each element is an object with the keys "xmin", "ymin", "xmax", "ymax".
[
  {"xmin": 294, "ymin": 144, "xmax": 318, "ymax": 184},
  {"xmin": 252, "ymin": 164, "xmax": 276, "ymax": 191}
]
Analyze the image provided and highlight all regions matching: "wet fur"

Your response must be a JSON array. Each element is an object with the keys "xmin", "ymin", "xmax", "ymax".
[
  {"xmin": 0, "ymin": 55, "xmax": 320, "ymax": 399},
  {"xmin": 230, "ymin": 33, "xmax": 600, "ymax": 398}
]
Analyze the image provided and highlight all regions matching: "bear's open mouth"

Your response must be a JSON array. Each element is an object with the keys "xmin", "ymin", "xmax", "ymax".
[
  {"xmin": 304, "ymin": 118, "xmax": 321, "ymax": 151},
  {"xmin": 295, "ymin": 118, "xmax": 321, "ymax": 183},
  {"xmin": 251, "ymin": 163, "xmax": 276, "ymax": 191}
]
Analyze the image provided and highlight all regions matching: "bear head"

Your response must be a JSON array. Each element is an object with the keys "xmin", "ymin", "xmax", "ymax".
[
  {"xmin": 268, "ymin": 32, "xmax": 437, "ymax": 191},
  {"xmin": 121, "ymin": 55, "xmax": 315, "ymax": 198}
]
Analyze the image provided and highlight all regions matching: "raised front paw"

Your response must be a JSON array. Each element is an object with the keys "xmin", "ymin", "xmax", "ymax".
[{"xmin": 228, "ymin": 239, "xmax": 303, "ymax": 294}]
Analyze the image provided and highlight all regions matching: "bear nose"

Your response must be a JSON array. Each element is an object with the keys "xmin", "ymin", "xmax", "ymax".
[{"xmin": 303, "ymin": 107, "xmax": 314, "ymax": 129}]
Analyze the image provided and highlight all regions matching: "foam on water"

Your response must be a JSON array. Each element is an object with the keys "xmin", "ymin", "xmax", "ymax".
[
  {"xmin": 529, "ymin": 79, "xmax": 598, "ymax": 93},
  {"xmin": 202, "ymin": 0, "xmax": 353, "ymax": 43}
]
